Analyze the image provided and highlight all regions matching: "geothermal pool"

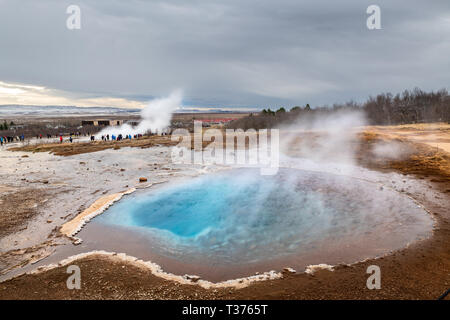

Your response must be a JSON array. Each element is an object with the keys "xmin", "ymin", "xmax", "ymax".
[{"xmin": 80, "ymin": 168, "xmax": 433, "ymax": 281}]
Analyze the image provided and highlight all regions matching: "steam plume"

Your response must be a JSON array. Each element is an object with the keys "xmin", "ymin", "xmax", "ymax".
[
  {"xmin": 280, "ymin": 110, "xmax": 367, "ymax": 166},
  {"xmin": 97, "ymin": 90, "xmax": 182, "ymax": 137}
]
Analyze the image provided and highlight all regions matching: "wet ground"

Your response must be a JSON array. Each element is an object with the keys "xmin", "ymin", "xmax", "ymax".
[
  {"xmin": 0, "ymin": 127, "xmax": 449, "ymax": 299},
  {"xmin": 0, "ymin": 139, "xmax": 222, "ymax": 278},
  {"xmin": 74, "ymin": 168, "xmax": 433, "ymax": 282}
]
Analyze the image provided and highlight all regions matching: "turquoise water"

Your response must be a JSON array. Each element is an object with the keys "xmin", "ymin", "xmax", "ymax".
[{"xmin": 94, "ymin": 168, "xmax": 431, "ymax": 265}]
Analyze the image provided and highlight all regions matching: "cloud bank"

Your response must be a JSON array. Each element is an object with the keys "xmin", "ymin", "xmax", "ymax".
[{"xmin": 0, "ymin": 0, "xmax": 449, "ymax": 108}]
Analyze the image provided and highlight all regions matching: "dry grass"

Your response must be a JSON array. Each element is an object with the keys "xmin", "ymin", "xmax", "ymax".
[
  {"xmin": 358, "ymin": 130, "xmax": 450, "ymax": 180},
  {"xmin": 9, "ymin": 123, "xmax": 450, "ymax": 179},
  {"xmin": 9, "ymin": 135, "xmax": 179, "ymax": 156},
  {"xmin": 1, "ymin": 123, "xmax": 450, "ymax": 300},
  {"xmin": 0, "ymin": 188, "xmax": 49, "ymax": 237},
  {"xmin": 368, "ymin": 122, "xmax": 450, "ymax": 153}
]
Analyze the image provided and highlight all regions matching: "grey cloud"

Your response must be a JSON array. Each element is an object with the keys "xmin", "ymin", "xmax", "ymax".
[{"xmin": 0, "ymin": 0, "xmax": 449, "ymax": 108}]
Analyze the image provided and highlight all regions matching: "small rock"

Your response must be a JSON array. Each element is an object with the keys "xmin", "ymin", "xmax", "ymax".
[
  {"xmin": 283, "ymin": 267, "xmax": 297, "ymax": 274},
  {"xmin": 183, "ymin": 274, "xmax": 201, "ymax": 282}
]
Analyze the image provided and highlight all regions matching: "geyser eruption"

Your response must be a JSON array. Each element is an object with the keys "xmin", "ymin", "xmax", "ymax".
[{"xmin": 97, "ymin": 90, "xmax": 182, "ymax": 137}]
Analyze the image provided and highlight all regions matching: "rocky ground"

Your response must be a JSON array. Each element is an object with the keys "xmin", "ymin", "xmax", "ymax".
[
  {"xmin": 0, "ymin": 187, "xmax": 49, "ymax": 238},
  {"xmin": 0, "ymin": 125, "xmax": 449, "ymax": 300}
]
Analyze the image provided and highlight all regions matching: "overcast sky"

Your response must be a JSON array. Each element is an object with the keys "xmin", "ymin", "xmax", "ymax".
[{"xmin": 0, "ymin": 0, "xmax": 449, "ymax": 109}]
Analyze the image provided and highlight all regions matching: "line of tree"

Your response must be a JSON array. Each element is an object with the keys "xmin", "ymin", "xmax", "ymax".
[
  {"xmin": 228, "ymin": 88, "xmax": 450, "ymax": 130},
  {"xmin": 0, "ymin": 121, "xmax": 13, "ymax": 131},
  {"xmin": 361, "ymin": 88, "xmax": 449, "ymax": 125}
]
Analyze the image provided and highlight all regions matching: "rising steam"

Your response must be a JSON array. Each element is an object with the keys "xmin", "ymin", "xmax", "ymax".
[
  {"xmin": 280, "ymin": 110, "xmax": 367, "ymax": 167},
  {"xmin": 97, "ymin": 90, "xmax": 182, "ymax": 137}
]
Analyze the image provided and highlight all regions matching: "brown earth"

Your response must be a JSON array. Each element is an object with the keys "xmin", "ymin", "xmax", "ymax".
[
  {"xmin": 9, "ymin": 135, "xmax": 180, "ymax": 157},
  {"xmin": 357, "ymin": 131, "xmax": 450, "ymax": 181},
  {"xmin": 9, "ymin": 133, "xmax": 221, "ymax": 157},
  {"xmin": 0, "ymin": 126, "xmax": 449, "ymax": 300},
  {"xmin": 369, "ymin": 123, "xmax": 450, "ymax": 154},
  {"xmin": 0, "ymin": 188, "xmax": 49, "ymax": 238}
]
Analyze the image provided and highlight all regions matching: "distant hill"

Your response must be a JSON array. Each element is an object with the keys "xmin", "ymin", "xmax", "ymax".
[
  {"xmin": 0, "ymin": 105, "xmax": 256, "ymax": 117},
  {"xmin": 0, "ymin": 105, "xmax": 141, "ymax": 117}
]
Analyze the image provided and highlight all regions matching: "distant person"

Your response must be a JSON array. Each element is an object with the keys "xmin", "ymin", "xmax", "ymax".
[
  {"xmin": 69, "ymin": 136, "xmax": 73, "ymax": 143},
  {"xmin": 60, "ymin": 135, "xmax": 63, "ymax": 143}
]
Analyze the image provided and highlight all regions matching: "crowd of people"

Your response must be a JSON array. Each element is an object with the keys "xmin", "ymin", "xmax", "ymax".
[
  {"xmin": 0, "ymin": 134, "xmax": 25, "ymax": 145},
  {"xmin": 60, "ymin": 132, "xmax": 145, "ymax": 143},
  {"xmin": 99, "ymin": 133, "xmax": 143, "ymax": 142},
  {"xmin": 1, "ymin": 130, "xmax": 148, "ymax": 147},
  {"xmin": 0, "ymin": 131, "xmax": 89, "ymax": 146}
]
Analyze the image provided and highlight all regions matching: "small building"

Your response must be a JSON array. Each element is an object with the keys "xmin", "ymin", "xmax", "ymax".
[
  {"xmin": 81, "ymin": 120, "xmax": 96, "ymax": 126},
  {"xmin": 81, "ymin": 119, "xmax": 124, "ymax": 127},
  {"xmin": 10, "ymin": 124, "xmax": 25, "ymax": 130}
]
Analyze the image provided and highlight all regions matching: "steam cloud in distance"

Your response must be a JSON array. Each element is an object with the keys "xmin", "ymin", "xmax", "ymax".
[{"xmin": 97, "ymin": 90, "xmax": 182, "ymax": 137}]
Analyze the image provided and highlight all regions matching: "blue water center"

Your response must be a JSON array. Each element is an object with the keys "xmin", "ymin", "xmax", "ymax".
[{"xmin": 94, "ymin": 168, "xmax": 432, "ymax": 265}]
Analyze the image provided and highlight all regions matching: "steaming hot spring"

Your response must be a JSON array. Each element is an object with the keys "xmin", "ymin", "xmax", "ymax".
[{"xmin": 79, "ymin": 168, "xmax": 433, "ymax": 281}]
